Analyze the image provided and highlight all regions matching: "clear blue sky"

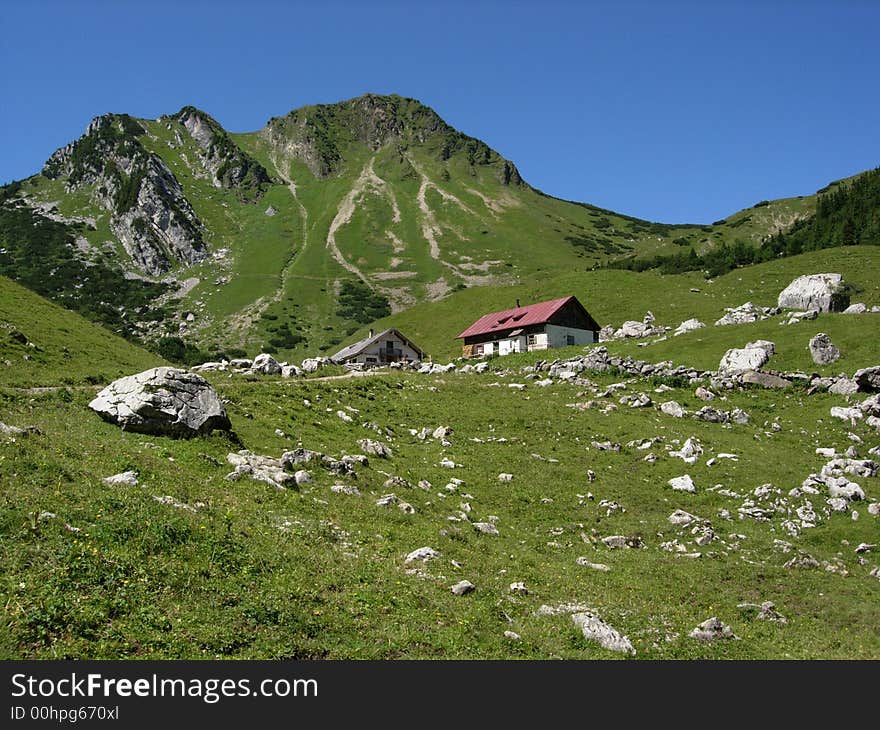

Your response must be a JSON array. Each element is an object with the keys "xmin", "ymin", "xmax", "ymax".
[{"xmin": 2, "ymin": 0, "xmax": 878, "ymax": 223}]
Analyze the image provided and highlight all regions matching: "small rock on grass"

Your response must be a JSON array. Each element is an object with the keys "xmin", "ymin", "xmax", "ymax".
[
  {"xmin": 668, "ymin": 475, "xmax": 696, "ymax": 492},
  {"xmin": 293, "ymin": 470, "xmax": 312, "ymax": 485},
  {"xmin": 474, "ymin": 522, "xmax": 499, "ymax": 535},
  {"xmin": 356, "ymin": 438, "xmax": 392, "ymax": 458},
  {"xmin": 660, "ymin": 401, "xmax": 686, "ymax": 418},
  {"xmin": 576, "ymin": 557, "xmax": 611, "ymax": 571},
  {"xmin": 451, "ymin": 580, "xmax": 475, "ymax": 596},
  {"xmin": 689, "ymin": 617, "xmax": 739, "ymax": 641},
  {"xmin": 668, "ymin": 509, "xmax": 698, "ymax": 526},
  {"xmin": 571, "ymin": 612, "xmax": 635, "ymax": 655},
  {"xmin": 102, "ymin": 470, "xmax": 139, "ymax": 487},
  {"xmin": 737, "ymin": 601, "xmax": 787, "ymax": 625},
  {"xmin": 405, "ymin": 547, "xmax": 439, "ymax": 563},
  {"xmin": 601, "ymin": 535, "xmax": 645, "ymax": 549}
]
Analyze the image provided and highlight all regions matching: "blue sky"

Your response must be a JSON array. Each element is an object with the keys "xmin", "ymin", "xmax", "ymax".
[{"xmin": 2, "ymin": 0, "xmax": 878, "ymax": 223}]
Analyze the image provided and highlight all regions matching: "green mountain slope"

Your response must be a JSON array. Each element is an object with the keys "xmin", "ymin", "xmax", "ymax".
[
  {"xmin": 0, "ymin": 275, "xmax": 164, "ymax": 387},
  {"xmin": 1, "ymin": 94, "xmax": 875, "ymax": 362},
  {"xmin": 344, "ymin": 245, "xmax": 880, "ymax": 361}
]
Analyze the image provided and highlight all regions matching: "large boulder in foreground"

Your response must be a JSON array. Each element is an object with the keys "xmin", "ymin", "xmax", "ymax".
[
  {"xmin": 777, "ymin": 273, "xmax": 848, "ymax": 312},
  {"xmin": 89, "ymin": 367, "xmax": 231, "ymax": 437}
]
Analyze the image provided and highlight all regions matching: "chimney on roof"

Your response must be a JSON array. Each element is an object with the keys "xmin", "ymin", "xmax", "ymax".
[{"xmin": 516, "ymin": 298, "xmax": 520, "ymax": 308}]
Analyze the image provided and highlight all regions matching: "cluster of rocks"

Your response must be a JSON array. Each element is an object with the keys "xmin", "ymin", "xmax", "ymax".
[
  {"xmin": 224, "ymin": 446, "xmax": 365, "ymax": 489},
  {"xmin": 599, "ymin": 311, "xmax": 667, "ymax": 341},
  {"xmin": 799, "ymin": 452, "xmax": 877, "ymax": 507},
  {"xmin": 591, "ymin": 273, "xmax": 872, "ymax": 338},
  {"xmin": 780, "ymin": 309, "xmax": 819, "ymax": 325},
  {"xmin": 181, "ymin": 273, "xmax": 876, "ymax": 387},
  {"xmin": 515, "ymin": 344, "xmax": 879, "ymax": 401},
  {"xmin": 191, "ymin": 353, "xmax": 335, "ymax": 377},
  {"xmin": 829, "ymin": 391, "xmax": 880, "ymax": 431},
  {"xmin": 715, "ymin": 302, "xmax": 781, "ymax": 326},
  {"xmin": 776, "ymin": 274, "xmax": 879, "ymax": 322},
  {"xmin": 416, "ymin": 361, "xmax": 461, "ymax": 375}
]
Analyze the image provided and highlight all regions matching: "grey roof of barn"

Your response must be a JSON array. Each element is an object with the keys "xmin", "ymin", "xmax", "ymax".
[{"xmin": 330, "ymin": 328, "xmax": 425, "ymax": 364}]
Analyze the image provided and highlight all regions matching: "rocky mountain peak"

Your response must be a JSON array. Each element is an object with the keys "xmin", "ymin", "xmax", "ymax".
[
  {"xmin": 261, "ymin": 93, "xmax": 523, "ymax": 185},
  {"xmin": 40, "ymin": 113, "xmax": 206, "ymax": 276},
  {"xmin": 42, "ymin": 113, "xmax": 146, "ymax": 186},
  {"xmin": 169, "ymin": 106, "xmax": 272, "ymax": 197}
]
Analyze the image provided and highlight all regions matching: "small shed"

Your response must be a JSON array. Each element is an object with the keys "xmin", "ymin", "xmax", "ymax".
[{"xmin": 331, "ymin": 328, "xmax": 424, "ymax": 366}]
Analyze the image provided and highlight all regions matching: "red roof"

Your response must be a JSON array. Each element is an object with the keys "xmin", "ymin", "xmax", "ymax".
[{"xmin": 456, "ymin": 296, "xmax": 577, "ymax": 339}]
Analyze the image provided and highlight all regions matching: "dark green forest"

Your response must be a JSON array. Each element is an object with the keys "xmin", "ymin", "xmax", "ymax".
[
  {"xmin": 607, "ymin": 167, "xmax": 880, "ymax": 278},
  {"xmin": 0, "ymin": 188, "xmax": 169, "ymax": 338}
]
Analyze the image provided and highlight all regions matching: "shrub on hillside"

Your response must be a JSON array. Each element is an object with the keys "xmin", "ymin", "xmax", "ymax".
[{"xmin": 335, "ymin": 280, "xmax": 391, "ymax": 324}]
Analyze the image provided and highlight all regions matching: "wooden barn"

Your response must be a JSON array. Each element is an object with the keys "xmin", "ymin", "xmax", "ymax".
[
  {"xmin": 456, "ymin": 296, "xmax": 599, "ymax": 358},
  {"xmin": 331, "ymin": 328, "xmax": 424, "ymax": 367}
]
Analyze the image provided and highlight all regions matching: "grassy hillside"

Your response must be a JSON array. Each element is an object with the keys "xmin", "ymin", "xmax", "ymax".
[
  {"xmin": 1, "ymin": 239, "xmax": 878, "ymax": 660},
  {"xmin": 0, "ymin": 275, "xmax": 164, "ymax": 388},
  {"xmin": 344, "ymin": 246, "xmax": 880, "ymax": 361},
  {"xmin": 1, "ymin": 365, "xmax": 878, "ymax": 659}
]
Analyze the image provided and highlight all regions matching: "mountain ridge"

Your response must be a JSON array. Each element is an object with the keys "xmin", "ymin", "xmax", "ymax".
[{"xmin": 1, "ymin": 93, "xmax": 875, "ymax": 361}]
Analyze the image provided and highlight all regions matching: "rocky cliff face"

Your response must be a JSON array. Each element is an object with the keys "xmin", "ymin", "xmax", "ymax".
[
  {"xmin": 42, "ymin": 114, "xmax": 207, "ymax": 275},
  {"xmin": 173, "ymin": 107, "xmax": 271, "ymax": 195}
]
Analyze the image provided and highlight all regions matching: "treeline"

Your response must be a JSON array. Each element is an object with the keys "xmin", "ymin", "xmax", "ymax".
[
  {"xmin": 607, "ymin": 167, "xmax": 879, "ymax": 277},
  {"xmin": 0, "ymin": 195, "xmax": 170, "ymax": 338},
  {"xmin": 771, "ymin": 167, "xmax": 880, "ymax": 252},
  {"xmin": 335, "ymin": 279, "xmax": 391, "ymax": 323},
  {"xmin": 606, "ymin": 239, "xmax": 771, "ymax": 278},
  {"xmin": 152, "ymin": 336, "xmax": 246, "ymax": 367}
]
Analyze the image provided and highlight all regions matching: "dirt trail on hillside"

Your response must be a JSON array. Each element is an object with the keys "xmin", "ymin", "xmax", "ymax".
[
  {"xmin": 270, "ymin": 154, "xmax": 310, "ymax": 294},
  {"xmin": 460, "ymin": 185, "xmax": 520, "ymax": 215},
  {"xmin": 408, "ymin": 156, "xmax": 475, "ymax": 264},
  {"xmin": 386, "ymin": 230, "xmax": 406, "ymax": 254},
  {"xmin": 326, "ymin": 158, "xmax": 403, "ymax": 282},
  {"xmin": 407, "ymin": 157, "xmax": 512, "ymax": 298},
  {"xmin": 220, "ymin": 156, "xmax": 312, "ymax": 346},
  {"xmin": 364, "ymin": 161, "xmax": 402, "ymax": 223}
]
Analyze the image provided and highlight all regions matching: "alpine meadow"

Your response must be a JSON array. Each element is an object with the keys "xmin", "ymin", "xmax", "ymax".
[{"xmin": 1, "ymin": 92, "xmax": 879, "ymax": 661}]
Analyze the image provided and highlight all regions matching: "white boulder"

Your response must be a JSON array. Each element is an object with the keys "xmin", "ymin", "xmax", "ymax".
[
  {"xmin": 89, "ymin": 367, "xmax": 231, "ymax": 437},
  {"xmin": 778, "ymin": 273, "xmax": 848, "ymax": 312}
]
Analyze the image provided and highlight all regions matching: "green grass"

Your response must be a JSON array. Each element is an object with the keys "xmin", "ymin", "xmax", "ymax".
[
  {"xmin": 341, "ymin": 246, "xmax": 880, "ymax": 361},
  {"xmin": 0, "ymin": 275, "xmax": 164, "ymax": 387},
  {"xmin": 1, "ymin": 365, "xmax": 878, "ymax": 659},
  {"xmin": 610, "ymin": 313, "xmax": 879, "ymax": 375}
]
